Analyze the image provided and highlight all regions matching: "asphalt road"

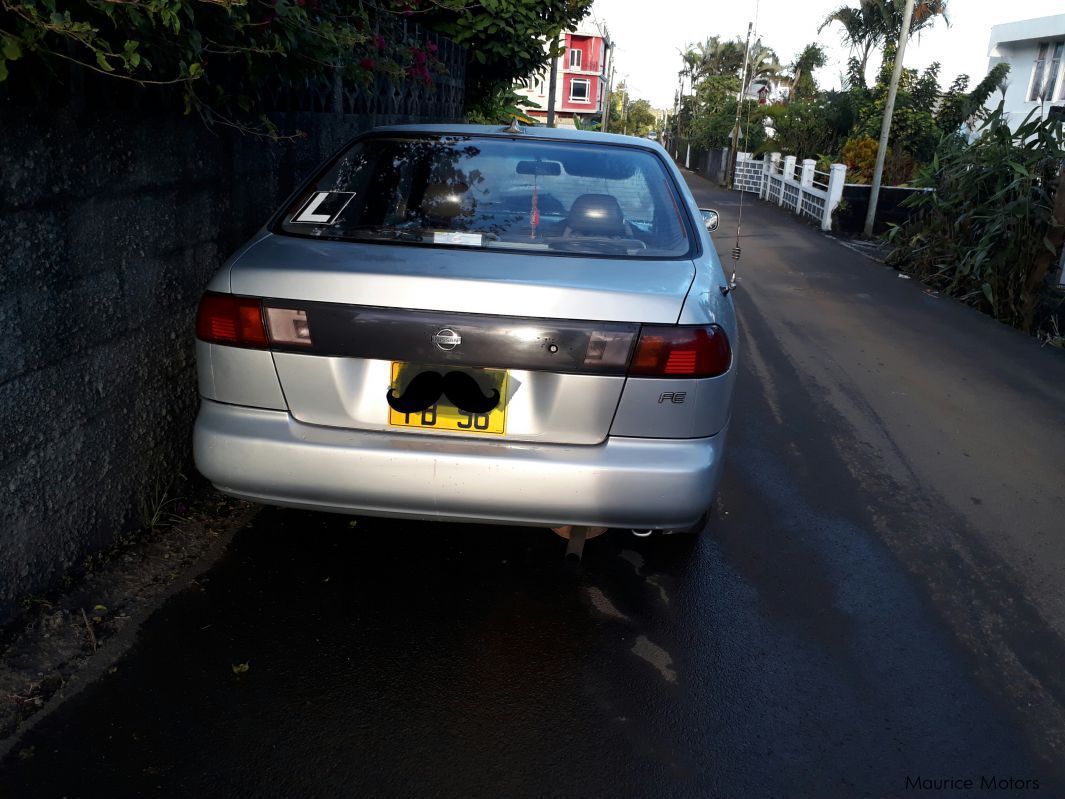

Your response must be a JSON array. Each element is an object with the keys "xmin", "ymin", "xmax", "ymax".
[{"xmin": 4, "ymin": 171, "xmax": 1065, "ymax": 798}]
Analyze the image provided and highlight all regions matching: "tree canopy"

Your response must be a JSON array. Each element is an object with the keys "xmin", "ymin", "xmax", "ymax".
[
  {"xmin": 819, "ymin": 0, "xmax": 948, "ymax": 75},
  {"xmin": 673, "ymin": 15, "xmax": 1009, "ymax": 187},
  {"xmin": 0, "ymin": 0, "xmax": 594, "ymax": 129}
]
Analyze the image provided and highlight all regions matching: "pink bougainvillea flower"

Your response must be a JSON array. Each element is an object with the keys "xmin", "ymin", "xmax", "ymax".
[
  {"xmin": 373, "ymin": 34, "xmax": 387, "ymax": 52},
  {"xmin": 359, "ymin": 57, "xmax": 376, "ymax": 70},
  {"xmin": 406, "ymin": 64, "xmax": 428, "ymax": 82}
]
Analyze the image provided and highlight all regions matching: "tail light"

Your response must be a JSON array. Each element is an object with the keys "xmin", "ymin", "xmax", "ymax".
[
  {"xmin": 196, "ymin": 293, "xmax": 269, "ymax": 348},
  {"xmin": 629, "ymin": 324, "xmax": 731, "ymax": 378}
]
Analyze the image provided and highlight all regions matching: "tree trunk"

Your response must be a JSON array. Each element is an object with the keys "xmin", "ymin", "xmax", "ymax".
[
  {"xmin": 790, "ymin": 67, "xmax": 802, "ymax": 104},
  {"xmin": 859, "ymin": 43, "xmax": 873, "ymax": 82}
]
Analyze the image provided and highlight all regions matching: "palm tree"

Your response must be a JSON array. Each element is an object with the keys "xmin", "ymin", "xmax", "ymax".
[
  {"xmin": 819, "ymin": 0, "xmax": 948, "ymax": 75},
  {"xmin": 884, "ymin": 0, "xmax": 949, "ymax": 39},
  {"xmin": 683, "ymin": 36, "xmax": 744, "ymax": 82},
  {"xmin": 743, "ymin": 40, "xmax": 786, "ymax": 96},
  {"xmin": 818, "ymin": 1, "xmax": 884, "ymax": 76}
]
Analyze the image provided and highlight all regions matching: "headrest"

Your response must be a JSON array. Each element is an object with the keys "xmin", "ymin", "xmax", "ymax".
[
  {"xmin": 420, "ymin": 182, "xmax": 470, "ymax": 220},
  {"xmin": 566, "ymin": 193, "xmax": 626, "ymax": 236}
]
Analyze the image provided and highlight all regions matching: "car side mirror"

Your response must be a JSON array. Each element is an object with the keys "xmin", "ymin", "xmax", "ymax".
[{"xmin": 699, "ymin": 208, "xmax": 720, "ymax": 232}]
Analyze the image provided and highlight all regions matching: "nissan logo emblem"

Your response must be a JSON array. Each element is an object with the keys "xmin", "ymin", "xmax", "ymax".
[{"xmin": 432, "ymin": 328, "xmax": 462, "ymax": 351}]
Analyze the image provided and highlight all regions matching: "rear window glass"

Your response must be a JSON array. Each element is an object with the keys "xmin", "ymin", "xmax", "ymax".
[{"xmin": 278, "ymin": 135, "xmax": 693, "ymax": 259}]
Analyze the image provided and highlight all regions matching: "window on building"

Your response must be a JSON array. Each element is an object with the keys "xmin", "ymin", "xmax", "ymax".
[
  {"xmin": 569, "ymin": 49, "xmax": 582, "ymax": 70},
  {"xmin": 1045, "ymin": 42, "xmax": 1064, "ymax": 101},
  {"xmin": 569, "ymin": 79, "xmax": 590, "ymax": 102},
  {"xmin": 1030, "ymin": 43, "xmax": 1050, "ymax": 100}
]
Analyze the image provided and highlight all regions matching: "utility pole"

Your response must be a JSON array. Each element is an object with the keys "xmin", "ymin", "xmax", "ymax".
[
  {"xmin": 672, "ymin": 67, "xmax": 683, "ymax": 158},
  {"xmin": 602, "ymin": 47, "xmax": 615, "ymax": 133},
  {"xmin": 727, "ymin": 21, "xmax": 754, "ymax": 189},
  {"xmin": 864, "ymin": 0, "xmax": 915, "ymax": 237},
  {"xmin": 546, "ymin": 31, "xmax": 560, "ymax": 128}
]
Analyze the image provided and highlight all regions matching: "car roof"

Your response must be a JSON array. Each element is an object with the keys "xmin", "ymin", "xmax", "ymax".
[{"xmin": 366, "ymin": 123, "xmax": 664, "ymax": 151}]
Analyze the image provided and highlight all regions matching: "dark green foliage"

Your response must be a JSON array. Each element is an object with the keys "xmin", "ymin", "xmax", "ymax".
[
  {"xmin": 762, "ymin": 99, "xmax": 842, "ymax": 159},
  {"xmin": 846, "ymin": 56, "xmax": 869, "ymax": 92},
  {"xmin": 690, "ymin": 99, "xmax": 769, "ymax": 152},
  {"xmin": 683, "ymin": 36, "xmax": 744, "ymax": 82},
  {"xmin": 624, "ymin": 98, "xmax": 656, "ymax": 137},
  {"xmin": 789, "ymin": 43, "xmax": 827, "ymax": 103},
  {"xmin": 887, "ymin": 106, "xmax": 1065, "ymax": 331},
  {"xmin": 933, "ymin": 73, "xmax": 972, "ymax": 137},
  {"xmin": 847, "ymin": 53, "xmax": 1010, "ymax": 174},
  {"xmin": 934, "ymin": 63, "xmax": 1010, "ymax": 135},
  {"xmin": 0, "ymin": 0, "xmax": 456, "ymax": 134},
  {"xmin": 1, "ymin": 0, "xmax": 592, "ymax": 129},
  {"xmin": 466, "ymin": 87, "xmax": 540, "ymax": 125},
  {"xmin": 682, "ymin": 69, "xmax": 767, "ymax": 152},
  {"xmin": 852, "ymin": 54, "xmax": 939, "ymax": 165},
  {"xmin": 676, "ymin": 39, "xmax": 776, "ymax": 153}
]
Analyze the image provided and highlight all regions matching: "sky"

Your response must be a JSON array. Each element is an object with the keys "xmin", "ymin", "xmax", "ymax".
[{"xmin": 589, "ymin": 0, "xmax": 1065, "ymax": 109}]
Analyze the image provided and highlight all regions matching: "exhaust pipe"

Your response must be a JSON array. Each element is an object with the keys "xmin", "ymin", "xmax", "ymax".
[{"xmin": 631, "ymin": 529, "xmax": 655, "ymax": 538}]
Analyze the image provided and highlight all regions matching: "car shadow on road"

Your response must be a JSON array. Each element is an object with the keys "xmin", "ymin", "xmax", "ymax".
[{"xmin": 0, "ymin": 510, "xmax": 723, "ymax": 797}]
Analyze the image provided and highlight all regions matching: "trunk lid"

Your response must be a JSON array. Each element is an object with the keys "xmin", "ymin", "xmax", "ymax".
[
  {"xmin": 231, "ymin": 234, "xmax": 695, "ymax": 323},
  {"xmin": 233, "ymin": 234, "xmax": 696, "ymax": 444}
]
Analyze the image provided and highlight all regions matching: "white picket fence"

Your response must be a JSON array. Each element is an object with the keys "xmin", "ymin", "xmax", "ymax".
[{"xmin": 733, "ymin": 152, "xmax": 847, "ymax": 232}]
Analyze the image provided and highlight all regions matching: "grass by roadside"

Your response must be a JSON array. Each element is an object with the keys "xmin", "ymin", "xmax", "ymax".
[{"xmin": 0, "ymin": 480, "xmax": 258, "ymax": 754}]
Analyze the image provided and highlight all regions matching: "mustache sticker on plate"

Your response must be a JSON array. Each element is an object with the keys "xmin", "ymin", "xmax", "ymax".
[{"xmin": 387, "ymin": 370, "xmax": 501, "ymax": 414}]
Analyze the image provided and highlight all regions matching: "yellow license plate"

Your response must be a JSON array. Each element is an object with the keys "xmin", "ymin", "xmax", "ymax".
[{"xmin": 388, "ymin": 362, "xmax": 508, "ymax": 435}]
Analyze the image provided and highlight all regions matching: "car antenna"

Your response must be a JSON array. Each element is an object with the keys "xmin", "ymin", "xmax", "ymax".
[
  {"xmin": 731, "ymin": 0, "xmax": 760, "ymax": 289},
  {"xmin": 502, "ymin": 117, "xmax": 525, "ymax": 134}
]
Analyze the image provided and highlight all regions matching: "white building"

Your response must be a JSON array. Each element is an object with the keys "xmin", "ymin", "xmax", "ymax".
[{"xmin": 985, "ymin": 14, "xmax": 1065, "ymax": 129}]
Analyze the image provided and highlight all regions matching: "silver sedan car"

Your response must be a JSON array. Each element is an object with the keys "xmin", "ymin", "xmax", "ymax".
[{"xmin": 193, "ymin": 124, "xmax": 736, "ymax": 534}]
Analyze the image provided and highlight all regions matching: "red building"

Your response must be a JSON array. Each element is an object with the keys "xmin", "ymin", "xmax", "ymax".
[{"xmin": 516, "ymin": 24, "xmax": 613, "ymax": 128}]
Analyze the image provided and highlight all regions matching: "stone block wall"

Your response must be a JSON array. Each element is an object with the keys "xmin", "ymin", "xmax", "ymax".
[{"xmin": 0, "ymin": 99, "xmax": 462, "ymax": 618}]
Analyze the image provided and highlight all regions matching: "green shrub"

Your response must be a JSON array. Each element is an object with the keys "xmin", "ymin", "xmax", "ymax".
[
  {"xmin": 842, "ymin": 135, "xmax": 916, "ymax": 185},
  {"xmin": 887, "ymin": 106, "xmax": 1065, "ymax": 331},
  {"xmin": 842, "ymin": 136, "xmax": 878, "ymax": 182}
]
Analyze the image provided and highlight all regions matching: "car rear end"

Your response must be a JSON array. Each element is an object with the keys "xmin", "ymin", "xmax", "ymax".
[{"xmin": 193, "ymin": 125, "xmax": 736, "ymax": 531}]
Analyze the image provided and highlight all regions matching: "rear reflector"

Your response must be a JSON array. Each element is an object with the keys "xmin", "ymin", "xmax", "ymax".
[
  {"xmin": 196, "ymin": 293, "xmax": 269, "ymax": 348},
  {"xmin": 629, "ymin": 324, "xmax": 731, "ymax": 378}
]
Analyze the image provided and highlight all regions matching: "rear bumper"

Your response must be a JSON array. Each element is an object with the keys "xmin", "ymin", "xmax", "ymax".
[{"xmin": 193, "ymin": 399, "xmax": 728, "ymax": 529}]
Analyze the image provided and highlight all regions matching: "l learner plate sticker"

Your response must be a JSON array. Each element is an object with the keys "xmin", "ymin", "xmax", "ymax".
[{"xmin": 291, "ymin": 191, "xmax": 356, "ymax": 225}]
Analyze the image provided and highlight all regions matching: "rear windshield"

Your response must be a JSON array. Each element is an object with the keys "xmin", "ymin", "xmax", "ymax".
[{"xmin": 278, "ymin": 135, "xmax": 693, "ymax": 259}]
